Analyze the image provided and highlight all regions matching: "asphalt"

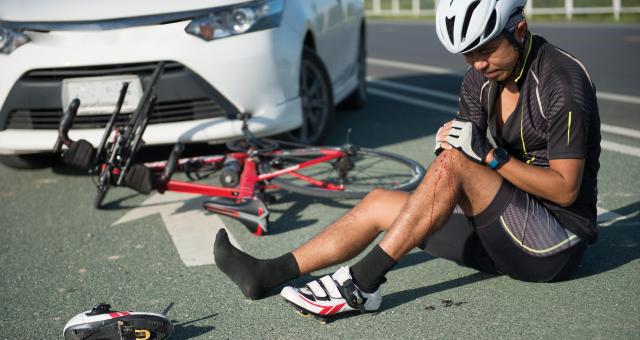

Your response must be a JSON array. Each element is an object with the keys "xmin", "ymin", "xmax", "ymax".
[{"xmin": 0, "ymin": 21, "xmax": 639, "ymax": 339}]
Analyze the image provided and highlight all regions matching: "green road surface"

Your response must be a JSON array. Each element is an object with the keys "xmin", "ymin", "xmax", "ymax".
[
  {"xmin": 2, "ymin": 21, "xmax": 640, "ymax": 340},
  {"xmin": 1, "ymin": 92, "xmax": 639, "ymax": 339}
]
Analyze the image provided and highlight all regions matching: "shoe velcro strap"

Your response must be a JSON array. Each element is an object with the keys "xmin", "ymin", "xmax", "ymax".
[
  {"xmin": 319, "ymin": 275, "xmax": 342, "ymax": 299},
  {"xmin": 335, "ymin": 278, "xmax": 367, "ymax": 313},
  {"xmin": 306, "ymin": 280, "xmax": 328, "ymax": 300}
]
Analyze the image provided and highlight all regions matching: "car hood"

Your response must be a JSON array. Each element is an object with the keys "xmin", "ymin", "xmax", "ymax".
[{"xmin": 1, "ymin": 0, "xmax": 248, "ymax": 22}]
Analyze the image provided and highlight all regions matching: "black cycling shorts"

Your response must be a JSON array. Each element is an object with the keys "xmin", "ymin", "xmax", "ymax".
[{"xmin": 419, "ymin": 181, "xmax": 586, "ymax": 282}]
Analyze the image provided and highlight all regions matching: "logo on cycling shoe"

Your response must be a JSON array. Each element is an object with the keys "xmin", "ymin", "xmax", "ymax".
[{"xmin": 135, "ymin": 329, "xmax": 151, "ymax": 340}]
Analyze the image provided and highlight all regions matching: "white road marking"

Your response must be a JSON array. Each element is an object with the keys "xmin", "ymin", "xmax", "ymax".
[
  {"xmin": 368, "ymin": 57, "xmax": 460, "ymax": 75},
  {"xmin": 367, "ymin": 87, "xmax": 457, "ymax": 114},
  {"xmin": 597, "ymin": 91, "xmax": 640, "ymax": 105},
  {"xmin": 601, "ymin": 140, "xmax": 640, "ymax": 158},
  {"xmin": 367, "ymin": 77, "xmax": 459, "ymax": 101},
  {"xmin": 597, "ymin": 207, "xmax": 627, "ymax": 227},
  {"xmin": 113, "ymin": 191, "xmax": 240, "ymax": 267},
  {"xmin": 368, "ymin": 57, "xmax": 640, "ymax": 105},
  {"xmin": 601, "ymin": 124, "xmax": 640, "ymax": 139}
]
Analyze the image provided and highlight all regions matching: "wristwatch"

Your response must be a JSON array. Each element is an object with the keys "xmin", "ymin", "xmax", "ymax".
[{"xmin": 488, "ymin": 147, "xmax": 510, "ymax": 170}]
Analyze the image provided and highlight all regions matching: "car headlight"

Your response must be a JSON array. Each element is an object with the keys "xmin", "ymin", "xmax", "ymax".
[
  {"xmin": 185, "ymin": 0, "xmax": 285, "ymax": 41},
  {"xmin": 0, "ymin": 26, "xmax": 30, "ymax": 54}
]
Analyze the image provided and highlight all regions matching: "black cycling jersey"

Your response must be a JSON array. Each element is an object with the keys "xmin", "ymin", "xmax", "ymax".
[{"xmin": 458, "ymin": 32, "xmax": 601, "ymax": 243}]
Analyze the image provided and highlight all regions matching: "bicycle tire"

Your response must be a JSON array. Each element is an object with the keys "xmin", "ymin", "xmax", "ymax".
[
  {"xmin": 267, "ymin": 147, "xmax": 425, "ymax": 199},
  {"xmin": 94, "ymin": 185, "xmax": 109, "ymax": 209},
  {"xmin": 94, "ymin": 171, "xmax": 111, "ymax": 209}
]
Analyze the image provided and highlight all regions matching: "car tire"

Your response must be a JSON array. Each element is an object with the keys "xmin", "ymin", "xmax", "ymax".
[
  {"xmin": 339, "ymin": 28, "xmax": 367, "ymax": 110},
  {"xmin": 0, "ymin": 153, "xmax": 57, "ymax": 169},
  {"xmin": 286, "ymin": 47, "xmax": 334, "ymax": 145}
]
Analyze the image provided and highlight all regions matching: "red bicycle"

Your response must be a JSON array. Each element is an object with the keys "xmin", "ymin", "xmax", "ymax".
[{"xmin": 53, "ymin": 62, "xmax": 425, "ymax": 235}]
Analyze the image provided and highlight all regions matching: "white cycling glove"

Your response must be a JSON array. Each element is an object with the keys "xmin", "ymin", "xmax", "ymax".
[
  {"xmin": 445, "ymin": 118, "xmax": 491, "ymax": 164},
  {"xmin": 434, "ymin": 126, "xmax": 444, "ymax": 155}
]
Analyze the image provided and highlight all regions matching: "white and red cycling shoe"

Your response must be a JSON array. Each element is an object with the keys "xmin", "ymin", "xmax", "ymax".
[
  {"xmin": 280, "ymin": 266, "xmax": 382, "ymax": 323},
  {"xmin": 63, "ymin": 303, "xmax": 172, "ymax": 340}
]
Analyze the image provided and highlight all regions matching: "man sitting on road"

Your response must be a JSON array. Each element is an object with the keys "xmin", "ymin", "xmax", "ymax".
[{"xmin": 213, "ymin": 0, "xmax": 601, "ymax": 320}]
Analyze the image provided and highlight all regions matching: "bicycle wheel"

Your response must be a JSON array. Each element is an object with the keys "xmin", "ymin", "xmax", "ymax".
[{"xmin": 266, "ymin": 146, "xmax": 425, "ymax": 199}]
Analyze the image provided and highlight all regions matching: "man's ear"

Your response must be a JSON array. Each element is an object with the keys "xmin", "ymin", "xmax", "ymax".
[{"xmin": 516, "ymin": 21, "xmax": 528, "ymax": 43}]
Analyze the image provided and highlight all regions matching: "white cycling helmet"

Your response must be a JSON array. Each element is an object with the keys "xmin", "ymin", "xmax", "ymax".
[{"xmin": 436, "ymin": 0, "xmax": 527, "ymax": 54}]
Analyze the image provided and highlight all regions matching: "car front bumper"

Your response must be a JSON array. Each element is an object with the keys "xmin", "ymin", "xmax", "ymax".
[{"xmin": 0, "ymin": 19, "xmax": 303, "ymax": 154}]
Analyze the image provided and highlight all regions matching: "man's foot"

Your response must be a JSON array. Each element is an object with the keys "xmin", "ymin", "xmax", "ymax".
[
  {"xmin": 280, "ymin": 266, "xmax": 382, "ymax": 322},
  {"xmin": 213, "ymin": 229, "xmax": 299, "ymax": 300}
]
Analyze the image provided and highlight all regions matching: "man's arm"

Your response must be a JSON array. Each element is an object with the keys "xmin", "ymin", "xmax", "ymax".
[{"xmin": 485, "ymin": 150, "xmax": 584, "ymax": 207}]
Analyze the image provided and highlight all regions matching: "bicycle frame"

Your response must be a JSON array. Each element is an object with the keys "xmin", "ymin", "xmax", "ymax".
[
  {"xmin": 144, "ymin": 148, "xmax": 347, "ymax": 201},
  {"xmin": 52, "ymin": 64, "xmax": 378, "ymax": 236}
]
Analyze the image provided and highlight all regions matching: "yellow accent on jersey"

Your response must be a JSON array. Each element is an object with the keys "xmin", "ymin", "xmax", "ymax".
[{"xmin": 567, "ymin": 111, "xmax": 573, "ymax": 146}]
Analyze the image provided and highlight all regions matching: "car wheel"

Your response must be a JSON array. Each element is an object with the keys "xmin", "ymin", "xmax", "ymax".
[
  {"xmin": 0, "ymin": 153, "xmax": 57, "ymax": 169},
  {"xmin": 286, "ymin": 47, "xmax": 334, "ymax": 145},
  {"xmin": 340, "ymin": 29, "xmax": 367, "ymax": 110}
]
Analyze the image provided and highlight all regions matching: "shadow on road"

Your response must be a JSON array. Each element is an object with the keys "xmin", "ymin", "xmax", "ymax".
[
  {"xmin": 575, "ymin": 201, "xmax": 640, "ymax": 279},
  {"xmin": 382, "ymin": 272, "xmax": 497, "ymax": 310},
  {"xmin": 327, "ymin": 75, "xmax": 459, "ymax": 148},
  {"xmin": 170, "ymin": 312, "xmax": 218, "ymax": 339}
]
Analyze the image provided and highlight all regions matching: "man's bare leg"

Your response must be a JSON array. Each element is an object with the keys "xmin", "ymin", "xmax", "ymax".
[
  {"xmin": 214, "ymin": 148, "xmax": 504, "ymax": 298},
  {"xmin": 292, "ymin": 189, "xmax": 410, "ymax": 274},
  {"xmin": 213, "ymin": 188, "xmax": 410, "ymax": 299},
  {"xmin": 379, "ymin": 149, "xmax": 504, "ymax": 259}
]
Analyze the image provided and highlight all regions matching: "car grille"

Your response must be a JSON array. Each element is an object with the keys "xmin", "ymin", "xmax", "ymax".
[
  {"xmin": 1, "ymin": 61, "xmax": 237, "ymax": 130},
  {"xmin": 6, "ymin": 98, "xmax": 225, "ymax": 129},
  {"xmin": 21, "ymin": 61, "xmax": 185, "ymax": 81}
]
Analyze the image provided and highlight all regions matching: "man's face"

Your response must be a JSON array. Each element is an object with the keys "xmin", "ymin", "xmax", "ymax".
[{"xmin": 463, "ymin": 36, "xmax": 518, "ymax": 82}]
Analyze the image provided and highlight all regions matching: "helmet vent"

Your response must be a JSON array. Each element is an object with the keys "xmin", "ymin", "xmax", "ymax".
[
  {"xmin": 461, "ymin": 36, "xmax": 481, "ymax": 54},
  {"xmin": 461, "ymin": 0, "xmax": 480, "ymax": 41},
  {"xmin": 484, "ymin": 10, "xmax": 497, "ymax": 38},
  {"xmin": 445, "ymin": 16, "xmax": 456, "ymax": 45}
]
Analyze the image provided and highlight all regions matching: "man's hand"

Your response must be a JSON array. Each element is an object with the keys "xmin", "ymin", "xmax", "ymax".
[
  {"xmin": 434, "ymin": 121, "xmax": 454, "ymax": 155},
  {"xmin": 445, "ymin": 118, "xmax": 491, "ymax": 164}
]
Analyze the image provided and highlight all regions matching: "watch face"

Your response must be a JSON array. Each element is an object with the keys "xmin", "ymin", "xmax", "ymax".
[{"xmin": 495, "ymin": 148, "xmax": 509, "ymax": 163}]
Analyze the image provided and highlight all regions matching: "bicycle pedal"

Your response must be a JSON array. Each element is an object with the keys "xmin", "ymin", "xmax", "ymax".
[{"xmin": 203, "ymin": 197, "xmax": 269, "ymax": 236}]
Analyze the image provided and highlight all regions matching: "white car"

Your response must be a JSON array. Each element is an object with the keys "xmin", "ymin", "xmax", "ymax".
[{"xmin": 0, "ymin": 0, "xmax": 367, "ymax": 167}]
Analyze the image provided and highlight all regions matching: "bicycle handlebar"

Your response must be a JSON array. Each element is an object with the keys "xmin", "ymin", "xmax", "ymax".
[
  {"xmin": 53, "ymin": 98, "xmax": 80, "ymax": 153},
  {"xmin": 159, "ymin": 142, "xmax": 185, "ymax": 185}
]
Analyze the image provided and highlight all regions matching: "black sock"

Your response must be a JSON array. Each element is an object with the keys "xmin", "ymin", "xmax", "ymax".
[
  {"xmin": 350, "ymin": 245, "xmax": 397, "ymax": 293},
  {"xmin": 213, "ymin": 229, "xmax": 300, "ymax": 300}
]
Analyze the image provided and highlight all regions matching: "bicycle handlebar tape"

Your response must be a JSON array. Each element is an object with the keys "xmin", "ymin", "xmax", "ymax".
[
  {"xmin": 62, "ymin": 140, "xmax": 96, "ymax": 171},
  {"xmin": 53, "ymin": 98, "xmax": 80, "ymax": 153},
  {"xmin": 123, "ymin": 164, "xmax": 154, "ymax": 194},
  {"xmin": 160, "ymin": 142, "xmax": 185, "ymax": 184}
]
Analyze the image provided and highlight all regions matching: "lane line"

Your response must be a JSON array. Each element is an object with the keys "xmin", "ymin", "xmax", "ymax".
[
  {"xmin": 368, "ymin": 77, "xmax": 640, "ymax": 141},
  {"xmin": 598, "ymin": 91, "xmax": 640, "ymax": 105},
  {"xmin": 368, "ymin": 57, "xmax": 640, "ymax": 105},
  {"xmin": 367, "ymin": 77, "xmax": 459, "ymax": 101},
  {"xmin": 368, "ymin": 57, "xmax": 460, "ymax": 75},
  {"xmin": 601, "ymin": 124, "xmax": 640, "ymax": 139},
  {"xmin": 601, "ymin": 140, "xmax": 640, "ymax": 158},
  {"xmin": 367, "ymin": 87, "xmax": 457, "ymax": 114},
  {"xmin": 367, "ymin": 86, "xmax": 640, "ymax": 158}
]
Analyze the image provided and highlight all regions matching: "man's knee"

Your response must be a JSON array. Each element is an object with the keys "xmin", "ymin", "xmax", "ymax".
[{"xmin": 435, "ymin": 148, "xmax": 487, "ymax": 175}]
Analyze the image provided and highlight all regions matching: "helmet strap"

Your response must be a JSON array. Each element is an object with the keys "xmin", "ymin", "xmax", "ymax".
[{"xmin": 502, "ymin": 28, "xmax": 525, "ymax": 83}]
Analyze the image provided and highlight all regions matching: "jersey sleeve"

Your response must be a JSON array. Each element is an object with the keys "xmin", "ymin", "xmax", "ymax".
[
  {"xmin": 457, "ymin": 69, "xmax": 488, "ymax": 132},
  {"xmin": 545, "ymin": 58, "xmax": 597, "ymax": 160}
]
